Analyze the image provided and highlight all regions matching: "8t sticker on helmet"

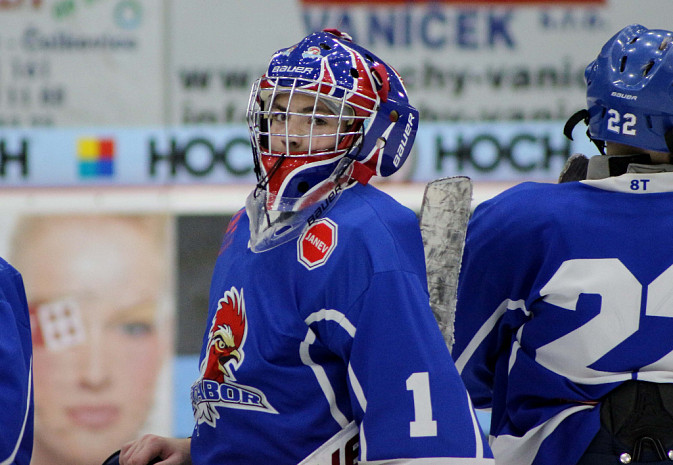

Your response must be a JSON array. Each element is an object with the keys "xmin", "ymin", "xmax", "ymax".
[{"xmin": 298, "ymin": 218, "xmax": 338, "ymax": 270}]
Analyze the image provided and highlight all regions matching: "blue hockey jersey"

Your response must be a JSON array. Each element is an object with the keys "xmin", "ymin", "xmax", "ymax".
[
  {"xmin": 453, "ymin": 173, "xmax": 673, "ymax": 465},
  {"xmin": 0, "ymin": 258, "xmax": 33, "ymax": 465},
  {"xmin": 190, "ymin": 182, "xmax": 493, "ymax": 464}
]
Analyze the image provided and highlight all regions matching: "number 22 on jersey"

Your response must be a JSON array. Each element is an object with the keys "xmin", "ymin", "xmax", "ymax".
[{"xmin": 536, "ymin": 258, "xmax": 673, "ymax": 384}]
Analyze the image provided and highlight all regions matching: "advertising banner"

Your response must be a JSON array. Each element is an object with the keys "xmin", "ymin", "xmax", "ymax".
[
  {"xmin": 299, "ymin": 0, "xmax": 661, "ymax": 122},
  {"xmin": 0, "ymin": 0, "xmax": 164, "ymax": 126},
  {"xmin": 166, "ymin": 0, "xmax": 303, "ymax": 126},
  {"xmin": 0, "ymin": 212, "xmax": 175, "ymax": 465},
  {"xmin": 0, "ymin": 0, "xmax": 664, "ymax": 129},
  {"xmin": 0, "ymin": 121, "xmax": 595, "ymax": 186}
]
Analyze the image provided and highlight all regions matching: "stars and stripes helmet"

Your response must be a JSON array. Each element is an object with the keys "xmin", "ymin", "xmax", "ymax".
[{"xmin": 245, "ymin": 29, "xmax": 418, "ymax": 252}]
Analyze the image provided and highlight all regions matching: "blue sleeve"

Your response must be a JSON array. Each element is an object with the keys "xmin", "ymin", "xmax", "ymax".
[
  {"xmin": 452, "ymin": 195, "xmax": 532, "ymax": 411},
  {"xmin": 315, "ymin": 269, "xmax": 493, "ymax": 463},
  {"xmin": 0, "ymin": 260, "xmax": 34, "ymax": 465}
]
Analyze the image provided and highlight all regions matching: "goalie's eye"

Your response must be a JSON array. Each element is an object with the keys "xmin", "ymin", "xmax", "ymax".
[{"xmin": 270, "ymin": 112, "xmax": 288, "ymax": 124}]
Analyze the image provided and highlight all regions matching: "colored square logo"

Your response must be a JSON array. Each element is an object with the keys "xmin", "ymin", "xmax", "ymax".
[{"xmin": 77, "ymin": 137, "xmax": 115, "ymax": 178}]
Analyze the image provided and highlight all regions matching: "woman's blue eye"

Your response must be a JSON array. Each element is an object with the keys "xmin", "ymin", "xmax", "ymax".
[{"xmin": 120, "ymin": 322, "xmax": 154, "ymax": 336}]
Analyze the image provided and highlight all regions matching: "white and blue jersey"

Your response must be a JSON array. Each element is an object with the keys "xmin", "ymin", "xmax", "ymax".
[
  {"xmin": 190, "ymin": 182, "xmax": 493, "ymax": 464},
  {"xmin": 0, "ymin": 258, "xmax": 33, "ymax": 465},
  {"xmin": 453, "ymin": 173, "xmax": 673, "ymax": 465}
]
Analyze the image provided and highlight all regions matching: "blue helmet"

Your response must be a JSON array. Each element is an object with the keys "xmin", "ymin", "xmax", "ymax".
[
  {"xmin": 584, "ymin": 24, "xmax": 673, "ymax": 154},
  {"xmin": 245, "ymin": 29, "xmax": 418, "ymax": 251}
]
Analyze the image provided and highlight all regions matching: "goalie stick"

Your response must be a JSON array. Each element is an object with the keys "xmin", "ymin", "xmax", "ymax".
[{"xmin": 419, "ymin": 176, "xmax": 473, "ymax": 354}]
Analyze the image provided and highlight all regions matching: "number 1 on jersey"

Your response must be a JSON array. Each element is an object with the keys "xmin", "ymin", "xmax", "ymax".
[{"xmin": 406, "ymin": 372, "xmax": 438, "ymax": 437}]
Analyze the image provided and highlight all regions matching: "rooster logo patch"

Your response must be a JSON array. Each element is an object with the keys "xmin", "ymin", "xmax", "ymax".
[{"xmin": 192, "ymin": 287, "xmax": 277, "ymax": 428}]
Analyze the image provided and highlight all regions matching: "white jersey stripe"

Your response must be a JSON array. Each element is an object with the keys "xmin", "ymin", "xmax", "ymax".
[
  {"xmin": 490, "ymin": 404, "xmax": 593, "ymax": 465},
  {"xmin": 305, "ymin": 309, "xmax": 356, "ymax": 337},
  {"xmin": 302, "ymin": 309, "xmax": 359, "ymax": 429},
  {"xmin": 348, "ymin": 362, "xmax": 367, "ymax": 411},
  {"xmin": 300, "ymin": 329, "xmax": 350, "ymax": 428},
  {"xmin": 455, "ymin": 299, "xmax": 528, "ymax": 374}
]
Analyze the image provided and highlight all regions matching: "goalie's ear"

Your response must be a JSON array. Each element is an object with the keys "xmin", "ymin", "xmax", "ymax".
[{"xmin": 558, "ymin": 153, "xmax": 589, "ymax": 183}]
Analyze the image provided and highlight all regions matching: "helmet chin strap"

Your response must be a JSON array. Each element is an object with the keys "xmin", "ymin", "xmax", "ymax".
[
  {"xmin": 563, "ymin": 109, "xmax": 673, "ymax": 179},
  {"xmin": 254, "ymin": 154, "xmax": 284, "ymax": 195},
  {"xmin": 563, "ymin": 109, "xmax": 605, "ymax": 155},
  {"xmin": 350, "ymin": 162, "xmax": 375, "ymax": 185}
]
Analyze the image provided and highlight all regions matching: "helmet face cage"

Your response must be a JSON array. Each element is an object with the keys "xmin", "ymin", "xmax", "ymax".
[
  {"xmin": 246, "ymin": 79, "xmax": 366, "ymax": 215},
  {"xmin": 248, "ymin": 77, "xmax": 369, "ymax": 186},
  {"xmin": 585, "ymin": 24, "xmax": 673, "ymax": 154}
]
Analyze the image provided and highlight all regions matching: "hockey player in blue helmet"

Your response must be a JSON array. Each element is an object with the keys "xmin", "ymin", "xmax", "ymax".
[
  {"xmin": 117, "ymin": 30, "xmax": 493, "ymax": 465},
  {"xmin": 454, "ymin": 24, "xmax": 673, "ymax": 465},
  {"xmin": 561, "ymin": 24, "xmax": 673, "ymax": 182}
]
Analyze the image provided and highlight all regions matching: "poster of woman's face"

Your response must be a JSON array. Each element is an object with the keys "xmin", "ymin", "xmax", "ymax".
[{"xmin": 7, "ymin": 214, "xmax": 175, "ymax": 465}]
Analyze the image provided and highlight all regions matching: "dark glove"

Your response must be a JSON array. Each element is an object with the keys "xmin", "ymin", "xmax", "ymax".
[
  {"xmin": 558, "ymin": 153, "xmax": 589, "ymax": 183},
  {"xmin": 101, "ymin": 450, "xmax": 162, "ymax": 465}
]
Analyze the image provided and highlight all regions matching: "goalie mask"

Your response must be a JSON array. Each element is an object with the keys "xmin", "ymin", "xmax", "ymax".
[
  {"xmin": 245, "ymin": 29, "xmax": 419, "ymax": 252},
  {"xmin": 568, "ymin": 24, "xmax": 673, "ymax": 155}
]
